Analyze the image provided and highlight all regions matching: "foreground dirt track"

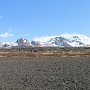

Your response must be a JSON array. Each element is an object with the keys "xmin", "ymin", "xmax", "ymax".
[{"xmin": 0, "ymin": 57, "xmax": 90, "ymax": 90}]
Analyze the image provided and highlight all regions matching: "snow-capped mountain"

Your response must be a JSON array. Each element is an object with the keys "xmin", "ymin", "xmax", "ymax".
[
  {"xmin": 0, "ymin": 42, "xmax": 18, "ymax": 48},
  {"xmin": 61, "ymin": 34, "xmax": 90, "ymax": 45},
  {"xmin": 47, "ymin": 36, "xmax": 85, "ymax": 47},
  {"xmin": 1, "ymin": 34, "xmax": 90, "ymax": 48},
  {"xmin": 16, "ymin": 38, "xmax": 32, "ymax": 47},
  {"xmin": 33, "ymin": 34, "xmax": 90, "ymax": 47}
]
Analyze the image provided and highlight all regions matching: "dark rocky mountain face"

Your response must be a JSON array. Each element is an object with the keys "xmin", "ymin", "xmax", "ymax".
[
  {"xmin": 3, "ymin": 44, "xmax": 11, "ymax": 48},
  {"xmin": 31, "ymin": 41, "xmax": 41, "ymax": 47},
  {"xmin": 48, "ymin": 37, "xmax": 71, "ymax": 47},
  {"xmin": 72, "ymin": 36, "xmax": 81, "ymax": 41},
  {"xmin": 16, "ymin": 38, "xmax": 31, "ymax": 46}
]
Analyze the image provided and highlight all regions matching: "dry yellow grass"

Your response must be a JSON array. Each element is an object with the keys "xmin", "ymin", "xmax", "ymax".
[{"xmin": 0, "ymin": 50, "xmax": 90, "ymax": 57}]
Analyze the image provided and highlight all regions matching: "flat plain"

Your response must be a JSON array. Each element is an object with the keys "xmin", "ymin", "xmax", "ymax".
[
  {"xmin": 0, "ymin": 57, "xmax": 90, "ymax": 90},
  {"xmin": 0, "ymin": 47, "xmax": 90, "ymax": 90}
]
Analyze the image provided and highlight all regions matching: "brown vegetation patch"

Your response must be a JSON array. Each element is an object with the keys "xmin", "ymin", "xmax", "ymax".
[{"xmin": 0, "ymin": 47, "xmax": 90, "ymax": 57}]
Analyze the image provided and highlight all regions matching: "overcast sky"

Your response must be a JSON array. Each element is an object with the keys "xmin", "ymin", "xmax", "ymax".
[{"xmin": 0, "ymin": 0, "xmax": 90, "ymax": 42}]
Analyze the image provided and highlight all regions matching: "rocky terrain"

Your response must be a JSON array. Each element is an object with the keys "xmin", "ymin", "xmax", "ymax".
[{"xmin": 0, "ymin": 57, "xmax": 90, "ymax": 90}]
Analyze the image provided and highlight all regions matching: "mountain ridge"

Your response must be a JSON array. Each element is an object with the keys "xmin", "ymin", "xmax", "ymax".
[{"xmin": 1, "ymin": 34, "xmax": 90, "ymax": 48}]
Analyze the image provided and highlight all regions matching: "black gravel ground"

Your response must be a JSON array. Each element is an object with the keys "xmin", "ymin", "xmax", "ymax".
[{"xmin": 0, "ymin": 57, "xmax": 90, "ymax": 90}]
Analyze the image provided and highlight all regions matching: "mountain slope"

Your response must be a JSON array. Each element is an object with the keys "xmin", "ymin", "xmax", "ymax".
[
  {"xmin": 33, "ymin": 34, "xmax": 90, "ymax": 47},
  {"xmin": 61, "ymin": 34, "xmax": 90, "ymax": 45},
  {"xmin": 16, "ymin": 38, "xmax": 32, "ymax": 47}
]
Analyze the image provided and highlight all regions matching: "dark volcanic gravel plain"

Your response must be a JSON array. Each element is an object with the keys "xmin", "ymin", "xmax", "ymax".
[{"xmin": 0, "ymin": 57, "xmax": 90, "ymax": 90}]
